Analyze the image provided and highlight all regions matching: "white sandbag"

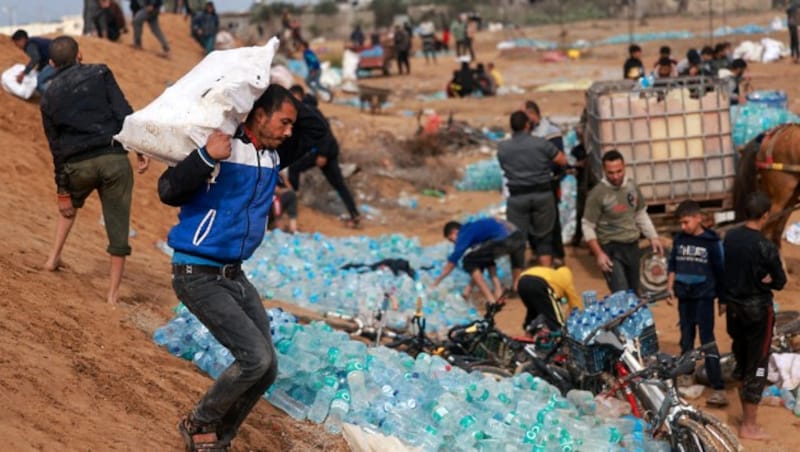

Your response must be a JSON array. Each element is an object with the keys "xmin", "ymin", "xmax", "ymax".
[
  {"xmin": 1, "ymin": 64, "xmax": 38, "ymax": 100},
  {"xmin": 214, "ymin": 30, "xmax": 235, "ymax": 50},
  {"xmin": 761, "ymin": 37, "xmax": 787, "ymax": 63},
  {"xmin": 320, "ymin": 61, "xmax": 341, "ymax": 88},
  {"xmin": 114, "ymin": 37, "xmax": 280, "ymax": 166},
  {"xmin": 269, "ymin": 65, "xmax": 294, "ymax": 89},
  {"xmin": 733, "ymin": 40, "xmax": 763, "ymax": 62}
]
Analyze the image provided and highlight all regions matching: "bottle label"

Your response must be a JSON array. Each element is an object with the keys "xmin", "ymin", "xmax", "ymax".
[
  {"xmin": 331, "ymin": 399, "xmax": 349, "ymax": 411},
  {"xmin": 433, "ymin": 406, "xmax": 449, "ymax": 421}
]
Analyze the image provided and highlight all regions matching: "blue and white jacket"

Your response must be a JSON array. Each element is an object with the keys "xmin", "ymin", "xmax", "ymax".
[
  {"xmin": 159, "ymin": 104, "xmax": 328, "ymax": 265},
  {"xmin": 159, "ymin": 127, "xmax": 281, "ymax": 264}
]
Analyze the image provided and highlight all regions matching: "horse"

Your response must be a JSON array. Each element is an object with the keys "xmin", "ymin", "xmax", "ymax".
[{"xmin": 733, "ymin": 123, "xmax": 800, "ymax": 247}]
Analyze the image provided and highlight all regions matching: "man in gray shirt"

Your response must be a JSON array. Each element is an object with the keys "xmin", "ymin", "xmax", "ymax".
[
  {"xmin": 582, "ymin": 150, "xmax": 663, "ymax": 293},
  {"xmin": 497, "ymin": 111, "xmax": 567, "ymax": 267}
]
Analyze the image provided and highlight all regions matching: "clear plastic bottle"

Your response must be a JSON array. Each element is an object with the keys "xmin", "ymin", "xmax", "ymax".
[
  {"xmin": 324, "ymin": 389, "xmax": 351, "ymax": 434},
  {"xmin": 346, "ymin": 360, "xmax": 370, "ymax": 411},
  {"xmin": 307, "ymin": 376, "xmax": 339, "ymax": 424},
  {"xmin": 267, "ymin": 387, "xmax": 308, "ymax": 421}
]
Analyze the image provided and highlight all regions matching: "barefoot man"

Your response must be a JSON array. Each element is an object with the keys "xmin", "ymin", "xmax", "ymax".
[
  {"xmin": 40, "ymin": 36, "xmax": 149, "ymax": 304},
  {"xmin": 721, "ymin": 192, "xmax": 786, "ymax": 440}
]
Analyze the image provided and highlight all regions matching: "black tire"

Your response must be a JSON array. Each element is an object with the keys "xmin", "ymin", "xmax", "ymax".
[
  {"xmin": 674, "ymin": 415, "xmax": 722, "ymax": 452},
  {"xmin": 690, "ymin": 411, "xmax": 742, "ymax": 452},
  {"xmin": 695, "ymin": 353, "xmax": 737, "ymax": 385},
  {"xmin": 468, "ymin": 363, "xmax": 513, "ymax": 379}
]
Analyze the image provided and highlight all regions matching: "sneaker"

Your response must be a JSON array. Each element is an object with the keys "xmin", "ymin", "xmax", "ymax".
[
  {"xmin": 677, "ymin": 374, "xmax": 695, "ymax": 388},
  {"xmin": 707, "ymin": 390, "xmax": 729, "ymax": 408}
]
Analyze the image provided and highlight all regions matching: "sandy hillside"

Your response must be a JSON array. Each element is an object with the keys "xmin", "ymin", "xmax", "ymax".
[{"xmin": 1, "ymin": 10, "xmax": 799, "ymax": 452}]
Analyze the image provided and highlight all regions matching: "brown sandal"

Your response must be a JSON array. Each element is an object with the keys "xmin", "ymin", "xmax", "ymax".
[{"xmin": 178, "ymin": 417, "xmax": 228, "ymax": 452}]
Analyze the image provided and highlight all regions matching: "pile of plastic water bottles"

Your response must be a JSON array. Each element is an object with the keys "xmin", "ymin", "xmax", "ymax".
[
  {"xmin": 731, "ymin": 103, "xmax": 800, "ymax": 148},
  {"xmin": 455, "ymin": 159, "xmax": 505, "ymax": 192},
  {"xmin": 761, "ymin": 385, "xmax": 800, "ymax": 417},
  {"xmin": 158, "ymin": 231, "xmax": 504, "ymax": 333},
  {"xmin": 154, "ymin": 306, "xmax": 670, "ymax": 451},
  {"xmin": 246, "ymin": 231, "xmax": 490, "ymax": 332},
  {"xmin": 566, "ymin": 291, "xmax": 655, "ymax": 343}
]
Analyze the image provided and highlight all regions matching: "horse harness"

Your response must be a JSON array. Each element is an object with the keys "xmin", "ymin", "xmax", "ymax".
[{"xmin": 756, "ymin": 124, "xmax": 800, "ymax": 173}]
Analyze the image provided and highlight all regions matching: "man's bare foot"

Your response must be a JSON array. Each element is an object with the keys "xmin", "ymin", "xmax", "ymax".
[
  {"xmin": 43, "ymin": 258, "xmax": 63, "ymax": 271},
  {"xmin": 107, "ymin": 292, "xmax": 119, "ymax": 305},
  {"xmin": 739, "ymin": 424, "xmax": 770, "ymax": 440}
]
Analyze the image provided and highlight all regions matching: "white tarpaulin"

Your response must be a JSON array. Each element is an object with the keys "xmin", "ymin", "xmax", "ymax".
[{"xmin": 114, "ymin": 38, "xmax": 280, "ymax": 165}]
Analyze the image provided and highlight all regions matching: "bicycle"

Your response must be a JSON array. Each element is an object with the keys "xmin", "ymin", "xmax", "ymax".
[
  {"xmin": 584, "ymin": 293, "xmax": 741, "ymax": 452},
  {"xmin": 385, "ymin": 292, "xmax": 539, "ymax": 378}
]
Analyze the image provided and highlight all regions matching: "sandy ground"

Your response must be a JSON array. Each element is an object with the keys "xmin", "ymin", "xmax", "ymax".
[{"xmin": 1, "ymin": 10, "xmax": 800, "ymax": 451}]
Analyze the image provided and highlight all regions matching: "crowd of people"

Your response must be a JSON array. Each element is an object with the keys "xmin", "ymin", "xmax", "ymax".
[{"xmin": 623, "ymin": 41, "xmax": 750, "ymax": 104}]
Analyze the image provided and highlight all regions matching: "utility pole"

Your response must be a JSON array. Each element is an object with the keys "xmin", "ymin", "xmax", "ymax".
[
  {"xmin": 708, "ymin": 0, "xmax": 713, "ymax": 46},
  {"xmin": 628, "ymin": 0, "xmax": 636, "ymax": 45}
]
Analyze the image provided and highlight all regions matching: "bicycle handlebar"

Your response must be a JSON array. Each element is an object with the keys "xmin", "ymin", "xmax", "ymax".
[{"xmin": 624, "ymin": 341, "xmax": 719, "ymax": 382}]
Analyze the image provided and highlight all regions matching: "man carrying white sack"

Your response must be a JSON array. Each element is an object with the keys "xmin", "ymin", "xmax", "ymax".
[{"xmin": 158, "ymin": 85, "xmax": 321, "ymax": 451}]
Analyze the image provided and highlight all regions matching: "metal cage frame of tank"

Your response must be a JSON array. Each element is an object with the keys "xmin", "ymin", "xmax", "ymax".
[{"xmin": 584, "ymin": 77, "xmax": 735, "ymax": 213}]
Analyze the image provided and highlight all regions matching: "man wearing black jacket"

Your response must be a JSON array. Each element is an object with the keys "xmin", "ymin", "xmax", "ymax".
[
  {"xmin": 721, "ymin": 192, "xmax": 786, "ymax": 441},
  {"xmin": 39, "ymin": 36, "xmax": 149, "ymax": 304},
  {"xmin": 285, "ymin": 85, "xmax": 361, "ymax": 227}
]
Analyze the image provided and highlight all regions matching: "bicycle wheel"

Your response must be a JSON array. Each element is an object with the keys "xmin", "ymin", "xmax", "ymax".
[
  {"xmin": 690, "ymin": 411, "xmax": 742, "ymax": 452},
  {"xmin": 674, "ymin": 415, "xmax": 722, "ymax": 452},
  {"xmin": 468, "ymin": 363, "xmax": 513, "ymax": 379},
  {"xmin": 776, "ymin": 310, "xmax": 800, "ymax": 336}
]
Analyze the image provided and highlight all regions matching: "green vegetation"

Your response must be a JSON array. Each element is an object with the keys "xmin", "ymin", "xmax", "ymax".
[
  {"xmin": 249, "ymin": 2, "xmax": 302, "ymax": 23},
  {"xmin": 370, "ymin": 0, "xmax": 409, "ymax": 27},
  {"xmin": 313, "ymin": 1, "xmax": 340, "ymax": 16}
]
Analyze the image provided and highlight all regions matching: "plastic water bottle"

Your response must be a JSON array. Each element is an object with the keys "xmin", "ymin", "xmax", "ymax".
[
  {"xmin": 794, "ymin": 388, "xmax": 800, "ymax": 416},
  {"xmin": 581, "ymin": 290, "xmax": 598, "ymax": 308},
  {"xmin": 780, "ymin": 388, "xmax": 797, "ymax": 410},
  {"xmin": 346, "ymin": 360, "xmax": 369, "ymax": 410},
  {"xmin": 324, "ymin": 389, "xmax": 351, "ymax": 434},
  {"xmin": 267, "ymin": 387, "xmax": 308, "ymax": 421},
  {"xmin": 566, "ymin": 389, "xmax": 596, "ymax": 415},
  {"xmin": 307, "ymin": 376, "xmax": 338, "ymax": 424}
]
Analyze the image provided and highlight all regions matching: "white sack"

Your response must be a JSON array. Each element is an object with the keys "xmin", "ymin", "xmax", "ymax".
[
  {"xmin": 214, "ymin": 30, "xmax": 235, "ymax": 50},
  {"xmin": 269, "ymin": 64, "xmax": 294, "ymax": 89},
  {"xmin": 114, "ymin": 38, "xmax": 280, "ymax": 166},
  {"xmin": 768, "ymin": 353, "xmax": 800, "ymax": 390},
  {"xmin": 1, "ymin": 64, "xmax": 37, "ymax": 100},
  {"xmin": 761, "ymin": 37, "xmax": 787, "ymax": 63},
  {"xmin": 733, "ymin": 40, "xmax": 763, "ymax": 62}
]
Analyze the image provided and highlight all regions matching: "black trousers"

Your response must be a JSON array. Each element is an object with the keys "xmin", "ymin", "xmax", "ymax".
[
  {"xmin": 790, "ymin": 26, "xmax": 799, "ymax": 59},
  {"xmin": 518, "ymin": 275, "xmax": 564, "ymax": 330},
  {"xmin": 600, "ymin": 241, "xmax": 641, "ymax": 294},
  {"xmin": 288, "ymin": 153, "xmax": 359, "ymax": 220},
  {"xmin": 396, "ymin": 51, "xmax": 410, "ymax": 74},
  {"xmin": 173, "ymin": 272, "xmax": 278, "ymax": 443},
  {"xmin": 727, "ymin": 301, "xmax": 774, "ymax": 404}
]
